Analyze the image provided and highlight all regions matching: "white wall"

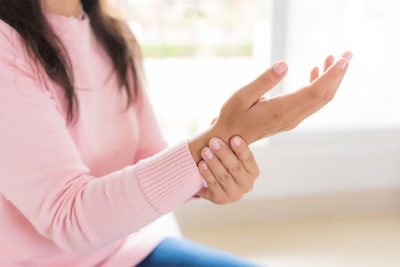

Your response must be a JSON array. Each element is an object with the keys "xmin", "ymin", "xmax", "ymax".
[{"xmin": 249, "ymin": 127, "xmax": 400, "ymax": 198}]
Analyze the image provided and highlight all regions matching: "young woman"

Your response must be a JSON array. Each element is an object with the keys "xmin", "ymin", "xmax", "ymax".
[{"xmin": 0, "ymin": 0, "xmax": 352, "ymax": 266}]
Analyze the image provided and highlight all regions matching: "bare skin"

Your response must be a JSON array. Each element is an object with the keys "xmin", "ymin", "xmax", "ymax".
[{"xmin": 41, "ymin": 0, "xmax": 81, "ymax": 18}]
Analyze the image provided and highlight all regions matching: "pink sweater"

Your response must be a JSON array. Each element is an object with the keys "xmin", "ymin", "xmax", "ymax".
[{"xmin": 0, "ymin": 13, "xmax": 205, "ymax": 267}]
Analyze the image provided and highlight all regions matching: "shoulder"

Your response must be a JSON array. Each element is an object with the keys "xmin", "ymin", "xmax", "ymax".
[
  {"xmin": 0, "ymin": 19, "xmax": 35, "ymax": 70},
  {"xmin": 0, "ymin": 19, "xmax": 51, "ymax": 102},
  {"xmin": 0, "ymin": 19, "xmax": 15, "ymax": 42}
]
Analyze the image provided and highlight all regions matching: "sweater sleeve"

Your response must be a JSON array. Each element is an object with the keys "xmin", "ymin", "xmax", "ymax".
[
  {"xmin": 0, "ymin": 33, "xmax": 204, "ymax": 254},
  {"xmin": 134, "ymin": 79, "xmax": 168, "ymax": 161}
]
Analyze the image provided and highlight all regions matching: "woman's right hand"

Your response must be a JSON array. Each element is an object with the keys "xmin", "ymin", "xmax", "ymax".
[{"xmin": 210, "ymin": 52, "xmax": 352, "ymax": 145}]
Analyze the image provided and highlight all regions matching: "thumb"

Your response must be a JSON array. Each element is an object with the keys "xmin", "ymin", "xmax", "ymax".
[{"xmin": 234, "ymin": 61, "xmax": 288, "ymax": 109}]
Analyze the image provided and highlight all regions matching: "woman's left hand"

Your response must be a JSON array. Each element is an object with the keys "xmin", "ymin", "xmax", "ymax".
[{"xmin": 196, "ymin": 136, "xmax": 260, "ymax": 204}]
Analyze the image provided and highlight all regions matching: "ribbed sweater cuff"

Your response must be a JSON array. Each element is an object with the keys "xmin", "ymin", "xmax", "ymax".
[{"xmin": 136, "ymin": 139, "xmax": 206, "ymax": 214}]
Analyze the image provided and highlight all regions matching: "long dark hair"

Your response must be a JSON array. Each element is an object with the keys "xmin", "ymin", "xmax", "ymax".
[{"xmin": 0, "ymin": 0, "xmax": 141, "ymax": 124}]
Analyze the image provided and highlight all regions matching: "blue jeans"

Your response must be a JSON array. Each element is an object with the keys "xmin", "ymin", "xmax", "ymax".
[{"xmin": 136, "ymin": 237, "xmax": 262, "ymax": 267}]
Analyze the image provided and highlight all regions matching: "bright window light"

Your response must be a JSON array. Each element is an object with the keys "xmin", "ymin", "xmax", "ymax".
[
  {"xmin": 284, "ymin": 0, "xmax": 400, "ymax": 132},
  {"xmin": 121, "ymin": 0, "xmax": 400, "ymax": 144},
  {"xmin": 123, "ymin": 0, "xmax": 273, "ymax": 144}
]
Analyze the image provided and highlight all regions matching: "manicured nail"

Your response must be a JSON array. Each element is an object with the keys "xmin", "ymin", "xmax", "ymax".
[
  {"xmin": 232, "ymin": 136, "xmax": 242, "ymax": 147},
  {"xmin": 200, "ymin": 162, "xmax": 208, "ymax": 171},
  {"xmin": 338, "ymin": 58, "xmax": 349, "ymax": 70},
  {"xmin": 210, "ymin": 138, "xmax": 221, "ymax": 150},
  {"xmin": 344, "ymin": 51, "xmax": 353, "ymax": 62},
  {"xmin": 339, "ymin": 52, "xmax": 353, "ymax": 70},
  {"xmin": 203, "ymin": 148, "xmax": 213, "ymax": 160},
  {"xmin": 272, "ymin": 61, "xmax": 287, "ymax": 75}
]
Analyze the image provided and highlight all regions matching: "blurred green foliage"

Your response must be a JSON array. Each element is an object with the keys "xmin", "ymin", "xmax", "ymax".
[{"xmin": 142, "ymin": 43, "xmax": 253, "ymax": 57}]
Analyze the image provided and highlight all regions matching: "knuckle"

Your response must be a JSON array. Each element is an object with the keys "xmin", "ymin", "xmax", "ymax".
[
  {"xmin": 309, "ymin": 88, "xmax": 323, "ymax": 102},
  {"xmin": 324, "ymin": 91, "xmax": 335, "ymax": 102},
  {"xmin": 243, "ymin": 154, "xmax": 255, "ymax": 165},
  {"xmin": 243, "ymin": 183, "xmax": 253, "ymax": 193},
  {"xmin": 272, "ymin": 110, "xmax": 283, "ymax": 121},
  {"xmin": 228, "ymin": 162, "xmax": 242, "ymax": 174},
  {"xmin": 272, "ymin": 104, "xmax": 283, "ymax": 120},
  {"xmin": 217, "ymin": 172, "xmax": 232, "ymax": 183},
  {"xmin": 267, "ymin": 100, "xmax": 285, "ymax": 124},
  {"xmin": 233, "ymin": 193, "xmax": 243, "ymax": 202},
  {"xmin": 207, "ymin": 180, "xmax": 219, "ymax": 188}
]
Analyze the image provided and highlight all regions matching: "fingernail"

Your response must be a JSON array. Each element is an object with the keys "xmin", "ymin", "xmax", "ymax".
[
  {"xmin": 232, "ymin": 136, "xmax": 242, "ymax": 147},
  {"xmin": 210, "ymin": 138, "xmax": 221, "ymax": 150},
  {"xmin": 339, "ymin": 52, "xmax": 353, "ymax": 70},
  {"xmin": 200, "ymin": 162, "xmax": 208, "ymax": 171},
  {"xmin": 272, "ymin": 61, "xmax": 287, "ymax": 75},
  {"xmin": 338, "ymin": 58, "xmax": 349, "ymax": 70},
  {"xmin": 344, "ymin": 52, "xmax": 353, "ymax": 62},
  {"xmin": 203, "ymin": 148, "xmax": 213, "ymax": 160}
]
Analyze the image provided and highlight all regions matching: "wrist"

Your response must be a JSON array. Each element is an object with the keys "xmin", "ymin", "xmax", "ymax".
[
  {"xmin": 188, "ymin": 128, "xmax": 214, "ymax": 165},
  {"xmin": 188, "ymin": 125, "xmax": 230, "ymax": 164}
]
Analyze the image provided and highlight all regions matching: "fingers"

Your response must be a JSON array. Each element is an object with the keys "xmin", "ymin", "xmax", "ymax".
[
  {"xmin": 233, "ymin": 61, "xmax": 288, "ymax": 109},
  {"xmin": 277, "ymin": 52, "xmax": 353, "ymax": 112},
  {"xmin": 311, "ymin": 51, "xmax": 352, "ymax": 89},
  {"xmin": 282, "ymin": 52, "xmax": 353, "ymax": 129},
  {"xmin": 200, "ymin": 147, "xmax": 242, "ymax": 199},
  {"xmin": 229, "ymin": 136, "xmax": 259, "ymax": 177},
  {"xmin": 250, "ymin": 52, "xmax": 352, "ymax": 136},
  {"xmin": 310, "ymin": 55, "xmax": 334, "ymax": 82},
  {"xmin": 324, "ymin": 55, "xmax": 335, "ymax": 72},
  {"xmin": 197, "ymin": 161, "xmax": 228, "ymax": 203},
  {"xmin": 208, "ymin": 137, "xmax": 253, "ymax": 191},
  {"xmin": 292, "ymin": 53, "xmax": 352, "ymax": 124},
  {"xmin": 305, "ymin": 52, "xmax": 351, "ymax": 104},
  {"xmin": 197, "ymin": 137, "xmax": 259, "ymax": 204},
  {"xmin": 310, "ymin": 67, "xmax": 319, "ymax": 82}
]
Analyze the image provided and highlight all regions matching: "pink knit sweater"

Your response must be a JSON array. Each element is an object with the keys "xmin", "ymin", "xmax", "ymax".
[{"xmin": 0, "ymin": 12, "xmax": 205, "ymax": 267}]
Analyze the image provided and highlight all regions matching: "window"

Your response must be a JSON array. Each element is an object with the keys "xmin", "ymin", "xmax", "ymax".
[
  {"xmin": 120, "ymin": 0, "xmax": 273, "ymax": 143},
  {"xmin": 119, "ymin": 0, "xmax": 400, "ymax": 144},
  {"xmin": 283, "ymin": 0, "xmax": 400, "ymax": 132}
]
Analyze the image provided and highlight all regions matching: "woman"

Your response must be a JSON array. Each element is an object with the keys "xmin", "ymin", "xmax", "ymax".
[{"xmin": 0, "ymin": 0, "xmax": 351, "ymax": 266}]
